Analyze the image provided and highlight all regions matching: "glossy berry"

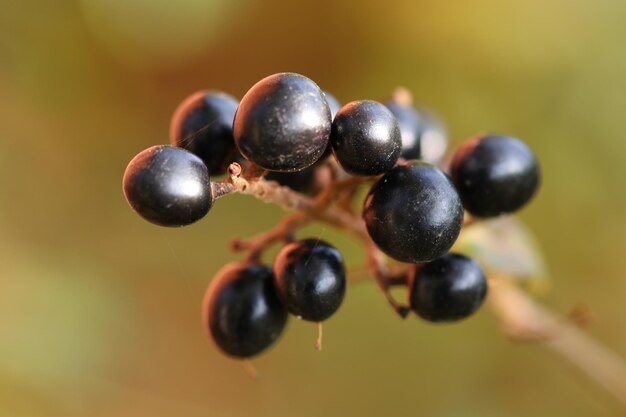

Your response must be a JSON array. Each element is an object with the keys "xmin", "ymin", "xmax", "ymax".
[
  {"xmin": 331, "ymin": 100, "xmax": 402, "ymax": 176},
  {"xmin": 233, "ymin": 73, "xmax": 331, "ymax": 172},
  {"xmin": 170, "ymin": 91, "xmax": 239, "ymax": 175},
  {"xmin": 409, "ymin": 253, "xmax": 488, "ymax": 322},
  {"xmin": 450, "ymin": 135, "xmax": 540, "ymax": 218},
  {"xmin": 363, "ymin": 161, "xmax": 464, "ymax": 263},
  {"xmin": 273, "ymin": 239, "xmax": 346, "ymax": 322},
  {"xmin": 265, "ymin": 163, "xmax": 321, "ymax": 195},
  {"xmin": 122, "ymin": 145, "xmax": 212, "ymax": 227},
  {"xmin": 384, "ymin": 100, "xmax": 422, "ymax": 160},
  {"xmin": 202, "ymin": 263, "xmax": 288, "ymax": 358}
]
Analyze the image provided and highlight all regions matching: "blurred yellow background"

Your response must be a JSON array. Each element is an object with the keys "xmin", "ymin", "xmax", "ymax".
[{"xmin": 1, "ymin": 0, "xmax": 625, "ymax": 416}]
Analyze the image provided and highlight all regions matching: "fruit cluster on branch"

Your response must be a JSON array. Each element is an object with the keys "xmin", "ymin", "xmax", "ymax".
[{"xmin": 123, "ymin": 72, "xmax": 541, "ymax": 361}]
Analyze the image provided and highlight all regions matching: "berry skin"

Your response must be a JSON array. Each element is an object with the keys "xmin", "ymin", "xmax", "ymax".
[
  {"xmin": 233, "ymin": 73, "xmax": 331, "ymax": 172},
  {"xmin": 265, "ymin": 162, "xmax": 321, "ymax": 195},
  {"xmin": 169, "ymin": 91, "xmax": 239, "ymax": 175},
  {"xmin": 450, "ymin": 135, "xmax": 540, "ymax": 218},
  {"xmin": 202, "ymin": 263, "xmax": 288, "ymax": 358},
  {"xmin": 384, "ymin": 100, "xmax": 422, "ymax": 160},
  {"xmin": 408, "ymin": 254, "xmax": 488, "ymax": 322},
  {"xmin": 331, "ymin": 100, "xmax": 402, "ymax": 176},
  {"xmin": 122, "ymin": 145, "xmax": 212, "ymax": 227},
  {"xmin": 273, "ymin": 239, "xmax": 346, "ymax": 322},
  {"xmin": 363, "ymin": 161, "xmax": 464, "ymax": 263}
]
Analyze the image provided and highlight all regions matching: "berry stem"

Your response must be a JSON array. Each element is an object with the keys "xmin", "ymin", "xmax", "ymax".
[
  {"xmin": 488, "ymin": 276, "xmax": 626, "ymax": 406},
  {"xmin": 211, "ymin": 181, "xmax": 235, "ymax": 200},
  {"xmin": 222, "ymin": 162, "xmax": 367, "ymax": 238},
  {"xmin": 315, "ymin": 322, "xmax": 323, "ymax": 351},
  {"xmin": 366, "ymin": 240, "xmax": 411, "ymax": 318},
  {"xmin": 242, "ymin": 360, "xmax": 259, "ymax": 379},
  {"xmin": 231, "ymin": 213, "xmax": 308, "ymax": 262},
  {"xmin": 220, "ymin": 164, "xmax": 626, "ymax": 405},
  {"xmin": 391, "ymin": 87, "xmax": 414, "ymax": 107}
]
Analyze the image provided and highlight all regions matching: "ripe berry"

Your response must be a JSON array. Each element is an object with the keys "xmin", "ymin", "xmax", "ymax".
[
  {"xmin": 233, "ymin": 73, "xmax": 331, "ymax": 172},
  {"xmin": 384, "ymin": 100, "xmax": 422, "ymax": 160},
  {"xmin": 450, "ymin": 135, "xmax": 540, "ymax": 218},
  {"xmin": 169, "ymin": 91, "xmax": 239, "ymax": 175},
  {"xmin": 331, "ymin": 100, "xmax": 402, "ymax": 176},
  {"xmin": 122, "ymin": 145, "xmax": 213, "ymax": 227},
  {"xmin": 265, "ymin": 163, "xmax": 321, "ymax": 195},
  {"xmin": 202, "ymin": 263, "xmax": 288, "ymax": 358},
  {"xmin": 273, "ymin": 239, "xmax": 346, "ymax": 322},
  {"xmin": 363, "ymin": 161, "xmax": 464, "ymax": 263},
  {"xmin": 409, "ymin": 254, "xmax": 488, "ymax": 322}
]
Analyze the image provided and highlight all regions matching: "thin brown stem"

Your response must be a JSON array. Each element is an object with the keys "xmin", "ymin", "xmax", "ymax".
[
  {"xmin": 391, "ymin": 87, "xmax": 414, "ymax": 107},
  {"xmin": 315, "ymin": 322, "xmax": 323, "ymax": 351},
  {"xmin": 231, "ymin": 212, "xmax": 308, "ymax": 262},
  {"xmin": 221, "ymin": 162, "xmax": 367, "ymax": 239},
  {"xmin": 488, "ymin": 277, "xmax": 626, "ymax": 407},
  {"xmin": 366, "ymin": 240, "xmax": 411, "ymax": 318},
  {"xmin": 241, "ymin": 360, "xmax": 259, "ymax": 379},
  {"xmin": 221, "ymin": 162, "xmax": 626, "ymax": 407},
  {"xmin": 314, "ymin": 175, "xmax": 373, "ymax": 208}
]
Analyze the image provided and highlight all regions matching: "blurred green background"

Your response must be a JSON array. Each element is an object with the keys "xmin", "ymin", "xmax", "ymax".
[{"xmin": 1, "ymin": 0, "xmax": 625, "ymax": 416}]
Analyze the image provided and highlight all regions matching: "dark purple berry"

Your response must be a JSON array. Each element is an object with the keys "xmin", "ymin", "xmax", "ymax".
[
  {"xmin": 123, "ymin": 145, "xmax": 212, "ymax": 227},
  {"xmin": 363, "ymin": 161, "xmax": 464, "ymax": 263},
  {"xmin": 265, "ymin": 162, "xmax": 323, "ymax": 195},
  {"xmin": 170, "ymin": 91, "xmax": 239, "ymax": 175},
  {"xmin": 409, "ymin": 254, "xmax": 488, "ymax": 322},
  {"xmin": 233, "ymin": 73, "xmax": 331, "ymax": 172},
  {"xmin": 331, "ymin": 100, "xmax": 402, "ymax": 176},
  {"xmin": 384, "ymin": 100, "xmax": 422, "ymax": 160},
  {"xmin": 273, "ymin": 239, "xmax": 346, "ymax": 322},
  {"xmin": 202, "ymin": 263, "xmax": 288, "ymax": 358},
  {"xmin": 450, "ymin": 135, "xmax": 540, "ymax": 218}
]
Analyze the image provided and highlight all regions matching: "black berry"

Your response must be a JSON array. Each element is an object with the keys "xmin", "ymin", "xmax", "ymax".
[
  {"xmin": 363, "ymin": 161, "xmax": 464, "ymax": 263},
  {"xmin": 409, "ymin": 254, "xmax": 488, "ymax": 322},
  {"xmin": 265, "ymin": 163, "xmax": 322, "ymax": 195},
  {"xmin": 122, "ymin": 145, "xmax": 212, "ymax": 227},
  {"xmin": 273, "ymin": 239, "xmax": 346, "ymax": 322},
  {"xmin": 233, "ymin": 73, "xmax": 331, "ymax": 172},
  {"xmin": 450, "ymin": 135, "xmax": 540, "ymax": 218},
  {"xmin": 384, "ymin": 100, "xmax": 422, "ymax": 160},
  {"xmin": 202, "ymin": 263, "xmax": 288, "ymax": 358},
  {"xmin": 331, "ymin": 100, "xmax": 402, "ymax": 176},
  {"xmin": 170, "ymin": 91, "xmax": 239, "ymax": 175}
]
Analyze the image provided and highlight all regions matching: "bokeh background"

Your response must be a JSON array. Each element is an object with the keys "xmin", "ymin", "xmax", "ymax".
[{"xmin": 2, "ymin": 0, "xmax": 626, "ymax": 416}]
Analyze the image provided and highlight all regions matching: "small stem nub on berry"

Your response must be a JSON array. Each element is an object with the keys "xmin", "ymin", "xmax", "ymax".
[
  {"xmin": 391, "ymin": 87, "xmax": 414, "ymax": 107},
  {"xmin": 242, "ymin": 359, "xmax": 259, "ymax": 379},
  {"xmin": 211, "ymin": 181, "xmax": 235, "ymax": 200},
  {"xmin": 315, "ymin": 322, "xmax": 323, "ymax": 351}
]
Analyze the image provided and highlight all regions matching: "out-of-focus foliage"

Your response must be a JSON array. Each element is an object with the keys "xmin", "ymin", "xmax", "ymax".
[
  {"xmin": 1, "ymin": 0, "xmax": 625, "ymax": 416},
  {"xmin": 455, "ymin": 217, "xmax": 550, "ymax": 294}
]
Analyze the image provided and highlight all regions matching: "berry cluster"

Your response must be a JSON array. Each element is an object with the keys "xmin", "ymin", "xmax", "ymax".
[{"xmin": 123, "ymin": 72, "xmax": 541, "ymax": 361}]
